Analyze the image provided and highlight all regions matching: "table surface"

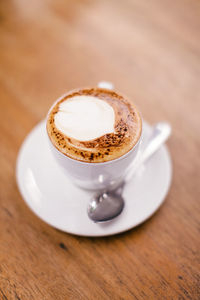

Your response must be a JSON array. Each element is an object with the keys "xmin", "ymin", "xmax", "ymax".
[{"xmin": 0, "ymin": 0, "xmax": 200, "ymax": 299}]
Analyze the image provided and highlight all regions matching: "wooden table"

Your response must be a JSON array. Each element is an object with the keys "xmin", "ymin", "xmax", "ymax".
[{"xmin": 0, "ymin": 0, "xmax": 199, "ymax": 299}]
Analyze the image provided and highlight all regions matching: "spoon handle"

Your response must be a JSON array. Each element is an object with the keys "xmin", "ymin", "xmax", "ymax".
[{"xmin": 125, "ymin": 122, "xmax": 171, "ymax": 182}]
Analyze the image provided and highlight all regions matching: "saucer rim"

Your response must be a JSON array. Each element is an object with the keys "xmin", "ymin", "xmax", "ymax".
[{"xmin": 16, "ymin": 120, "xmax": 172, "ymax": 237}]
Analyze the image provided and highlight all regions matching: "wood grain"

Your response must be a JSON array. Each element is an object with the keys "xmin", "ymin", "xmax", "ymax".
[{"xmin": 0, "ymin": 0, "xmax": 200, "ymax": 299}]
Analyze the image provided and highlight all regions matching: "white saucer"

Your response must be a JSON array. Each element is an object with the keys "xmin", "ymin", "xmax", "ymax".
[{"xmin": 16, "ymin": 121, "xmax": 172, "ymax": 237}]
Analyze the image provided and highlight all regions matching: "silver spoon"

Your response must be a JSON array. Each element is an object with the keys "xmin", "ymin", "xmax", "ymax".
[{"xmin": 88, "ymin": 122, "xmax": 171, "ymax": 222}]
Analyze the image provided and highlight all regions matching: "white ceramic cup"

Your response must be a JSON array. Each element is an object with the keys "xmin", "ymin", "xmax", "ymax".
[{"xmin": 47, "ymin": 82, "xmax": 142, "ymax": 191}]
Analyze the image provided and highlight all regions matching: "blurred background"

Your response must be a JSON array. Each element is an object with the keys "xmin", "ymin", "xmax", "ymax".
[
  {"xmin": 1, "ymin": 0, "xmax": 199, "ymax": 126},
  {"xmin": 0, "ymin": 0, "xmax": 200, "ymax": 299}
]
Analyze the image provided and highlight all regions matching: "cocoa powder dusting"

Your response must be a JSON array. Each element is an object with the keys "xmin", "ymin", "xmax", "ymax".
[{"xmin": 46, "ymin": 87, "xmax": 142, "ymax": 162}]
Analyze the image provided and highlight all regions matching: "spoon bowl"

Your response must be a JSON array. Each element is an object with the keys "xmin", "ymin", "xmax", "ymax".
[{"xmin": 88, "ymin": 190, "xmax": 124, "ymax": 222}]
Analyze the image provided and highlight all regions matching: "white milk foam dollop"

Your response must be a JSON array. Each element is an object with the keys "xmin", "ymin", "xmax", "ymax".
[{"xmin": 54, "ymin": 95, "xmax": 115, "ymax": 141}]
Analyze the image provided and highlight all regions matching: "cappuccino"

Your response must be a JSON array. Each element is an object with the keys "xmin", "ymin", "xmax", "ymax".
[{"xmin": 47, "ymin": 88, "xmax": 142, "ymax": 163}]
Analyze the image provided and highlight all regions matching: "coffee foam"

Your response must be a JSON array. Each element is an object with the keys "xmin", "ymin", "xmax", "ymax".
[
  {"xmin": 47, "ymin": 88, "xmax": 142, "ymax": 163},
  {"xmin": 54, "ymin": 96, "xmax": 115, "ymax": 141}
]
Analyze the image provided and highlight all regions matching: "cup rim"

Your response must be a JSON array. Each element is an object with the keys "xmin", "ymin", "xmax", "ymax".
[{"xmin": 46, "ymin": 87, "xmax": 143, "ymax": 165}]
